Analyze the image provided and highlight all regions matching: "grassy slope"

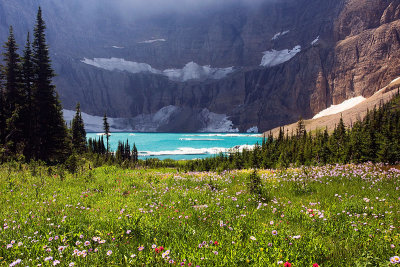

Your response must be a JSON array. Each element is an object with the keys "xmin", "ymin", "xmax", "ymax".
[{"xmin": 0, "ymin": 163, "xmax": 399, "ymax": 266}]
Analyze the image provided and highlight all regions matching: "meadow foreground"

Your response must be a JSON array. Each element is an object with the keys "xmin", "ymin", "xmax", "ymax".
[{"xmin": 0, "ymin": 163, "xmax": 399, "ymax": 266}]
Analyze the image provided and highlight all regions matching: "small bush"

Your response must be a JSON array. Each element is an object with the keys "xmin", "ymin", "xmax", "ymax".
[{"xmin": 247, "ymin": 170, "xmax": 270, "ymax": 202}]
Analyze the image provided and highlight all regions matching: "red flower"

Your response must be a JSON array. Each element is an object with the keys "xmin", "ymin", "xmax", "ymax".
[
  {"xmin": 155, "ymin": 248, "xmax": 159, "ymax": 253},
  {"xmin": 159, "ymin": 246, "xmax": 164, "ymax": 251},
  {"xmin": 214, "ymin": 241, "xmax": 218, "ymax": 246},
  {"xmin": 284, "ymin": 262, "xmax": 291, "ymax": 267},
  {"xmin": 313, "ymin": 264, "xmax": 319, "ymax": 267}
]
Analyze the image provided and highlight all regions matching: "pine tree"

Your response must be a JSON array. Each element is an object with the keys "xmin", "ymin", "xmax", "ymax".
[
  {"xmin": 71, "ymin": 103, "xmax": 87, "ymax": 153},
  {"xmin": 115, "ymin": 141, "xmax": 123, "ymax": 162},
  {"xmin": 296, "ymin": 116, "xmax": 306, "ymax": 138},
  {"xmin": 103, "ymin": 113, "xmax": 110, "ymax": 154},
  {"xmin": 32, "ymin": 7, "xmax": 69, "ymax": 162},
  {"xmin": 124, "ymin": 139, "xmax": 131, "ymax": 160},
  {"xmin": 2, "ymin": 26, "xmax": 25, "ymax": 152},
  {"xmin": 21, "ymin": 32, "xmax": 35, "ymax": 159},
  {"xmin": 0, "ymin": 66, "xmax": 5, "ymax": 145},
  {"xmin": 132, "ymin": 143, "xmax": 138, "ymax": 162},
  {"xmin": 3, "ymin": 26, "xmax": 22, "ymax": 113}
]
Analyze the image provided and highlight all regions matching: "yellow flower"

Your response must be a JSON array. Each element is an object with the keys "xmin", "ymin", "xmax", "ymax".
[{"xmin": 260, "ymin": 248, "xmax": 264, "ymax": 252}]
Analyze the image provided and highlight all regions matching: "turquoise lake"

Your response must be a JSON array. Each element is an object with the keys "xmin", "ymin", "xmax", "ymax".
[{"xmin": 86, "ymin": 133, "xmax": 263, "ymax": 160}]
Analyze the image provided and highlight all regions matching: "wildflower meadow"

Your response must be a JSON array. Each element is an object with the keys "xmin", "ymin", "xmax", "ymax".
[{"xmin": 0, "ymin": 162, "xmax": 399, "ymax": 266}]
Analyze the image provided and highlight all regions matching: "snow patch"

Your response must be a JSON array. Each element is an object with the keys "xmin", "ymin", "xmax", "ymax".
[
  {"xmin": 63, "ymin": 110, "xmax": 127, "ymax": 132},
  {"xmin": 82, "ymin": 57, "xmax": 160, "ymax": 75},
  {"xmin": 81, "ymin": 58, "xmax": 234, "ymax": 82},
  {"xmin": 112, "ymin": 46, "xmax": 124, "ymax": 49},
  {"xmin": 164, "ymin": 62, "xmax": 234, "ymax": 82},
  {"xmin": 390, "ymin": 77, "xmax": 400, "ymax": 84},
  {"xmin": 260, "ymin": 45, "xmax": 301, "ymax": 67},
  {"xmin": 123, "ymin": 105, "xmax": 180, "ymax": 132},
  {"xmin": 271, "ymin": 30, "xmax": 289, "ymax": 40},
  {"xmin": 312, "ymin": 96, "xmax": 366, "ymax": 119},
  {"xmin": 64, "ymin": 106, "xmax": 240, "ymax": 133},
  {"xmin": 138, "ymin": 39, "xmax": 166, "ymax": 44},
  {"xmin": 198, "ymin": 109, "xmax": 239, "ymax": 133},
  {"xmin": 246, "ymin": 126, "xmax": 258, "ymax": 133},
  {"xmin": 373, "ymin": 76, "xmax": 400, "ymax": 95},
  {"xmin": 311, "ymin": 36, "xmax": 319, "ymax": 45}
]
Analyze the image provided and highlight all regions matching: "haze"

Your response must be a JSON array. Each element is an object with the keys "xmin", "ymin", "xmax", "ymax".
[{"xmin": 76, "ymin": 0, "xmax": 270, "ymax": 18}]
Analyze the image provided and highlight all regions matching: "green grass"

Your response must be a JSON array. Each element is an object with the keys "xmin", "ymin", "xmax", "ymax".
[{"xmin": 0, "ymin": 162, "xmax": 399, "ymax": 266}]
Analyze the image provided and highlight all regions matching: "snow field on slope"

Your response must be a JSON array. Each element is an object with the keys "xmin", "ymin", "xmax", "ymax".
[
  {"xmin": 312, "ymin": 96, "xmax": 366, "ymax": 119},
  {"xmin": 260, "ymin": 45, "xmax": 301, "ymax": 67},
  {"xmin": 82, "ymin": 58, "xmax": 234, "ymax": 82}
]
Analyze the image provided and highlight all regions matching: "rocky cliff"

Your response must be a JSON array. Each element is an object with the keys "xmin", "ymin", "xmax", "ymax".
[{"xmin": 0, "ymin": 0, "xmax": 399, "ymax": 132}]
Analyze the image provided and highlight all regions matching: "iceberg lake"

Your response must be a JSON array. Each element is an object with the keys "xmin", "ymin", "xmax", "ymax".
[{"xmin": 86, "ymin": 133, "xmax": 263, "ymax": 160}]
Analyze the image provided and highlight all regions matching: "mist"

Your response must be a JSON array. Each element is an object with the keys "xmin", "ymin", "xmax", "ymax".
[{"xmin": 74, "ymin": 0, "xmax": 270, "ymax": 19}]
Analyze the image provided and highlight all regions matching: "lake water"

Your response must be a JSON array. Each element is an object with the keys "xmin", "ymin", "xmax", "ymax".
[{"xmin": 86, "ymin": 133, "xmax": 263, "ymax": 160}]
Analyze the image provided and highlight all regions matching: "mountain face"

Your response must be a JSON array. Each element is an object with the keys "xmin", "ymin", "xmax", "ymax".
[{"xmin": 1, "ymin": 0, "xmax": 399, "ymax": 132}]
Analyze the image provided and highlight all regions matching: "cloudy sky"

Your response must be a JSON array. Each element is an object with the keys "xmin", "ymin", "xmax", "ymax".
[{"xmin": 76, "ymin": 0, "xmax": 269, "ymax": 18}]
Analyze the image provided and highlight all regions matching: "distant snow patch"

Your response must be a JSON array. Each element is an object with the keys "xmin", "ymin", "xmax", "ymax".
[
  {"xmin": 311, "ymin": 36, "xmax": 319, "ymax": 46},
  {"xmin": 373, "ymin": 76, "xmax": 400, "ymax": 95},
  {"xmin": 246, "ymin": 126, "xmax": 258, "ymax": 133},
  {"xmin": 64, "ymin": 106, "xmax": 240, "ymax": 133},
  {"xmin": 312, "ymin": 96, "xmax": 366, "ymax": 119},
  {"xmin": 198, "ymin": 109, "xmax": 239, "ymax": 133},
  {"xmin": 390, "ymin": 77, "xmax": 400, "ymax": 84},
  {"xmin": 164, "ymin": 62, "xmax": 234, "ymax": 82},
  {"xmin": 63, "ymin": 110, "xmax": 126, "ymax": 132},
  {"xmin": 82, "ymin": 58, "xmax": 234, "ymax": 82},
  {"xmin": 271, "ymin": 30, "xmax": 289, "ymax": 40},
  {"xmin": 112, "ymin": 46, "xmax": 124, "ymax": 49},
  {"xmin": 82, "ymin": 58, "xmax": 160, "ymax": 74},
  {"xmin": 138, "ymin": 39, "xmax": 166, "ymax": 44},
  {"xmin": 63, "ymin": 106, "xmax": 179, "ymax": 132},
  {"xmin": 260, "ymin": 45, "xmax": 301, "ymax": 67}
]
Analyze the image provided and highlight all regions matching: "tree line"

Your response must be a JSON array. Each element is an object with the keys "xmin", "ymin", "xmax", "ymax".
[{"xmin": 183, "ymin": 92, "xmax": 400, "ymax": 172}]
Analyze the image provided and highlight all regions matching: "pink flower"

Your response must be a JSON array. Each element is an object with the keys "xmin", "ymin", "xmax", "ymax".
[{"xmin": 284, "ymin": 262, "xmax": 291, "ymax": 267}]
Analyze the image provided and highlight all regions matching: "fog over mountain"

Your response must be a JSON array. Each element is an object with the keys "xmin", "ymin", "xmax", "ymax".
[{"xmin": 1, "ymin": 0, "xmax": 400, "ymax": 132}]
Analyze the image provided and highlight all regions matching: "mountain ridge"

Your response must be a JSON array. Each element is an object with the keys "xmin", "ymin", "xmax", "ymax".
[{"xmin": 1, "ymin": 0, "xmax": 399, "ymax": 132}]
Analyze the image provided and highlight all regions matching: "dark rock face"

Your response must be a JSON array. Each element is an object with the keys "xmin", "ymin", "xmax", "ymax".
[{"xmin": 1, "ymin": 0, "xmax": 400, "ymax": 132}]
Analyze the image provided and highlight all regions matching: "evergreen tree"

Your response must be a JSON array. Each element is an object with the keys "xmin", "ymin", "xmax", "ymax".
[
  {"xmin": 132, "ymin": 143, "xmax": 138, "ymax": 162},
  {"xmin": 103, "ymin": 113, "xmax": 110, "ymax": 154},
  {"xmin": 71, "ymin": 103, "xmax": 87, "ymax": 153},
  {"xmin": 2, "ymin": 26, "xmax": 22, "ymax": 113},
  {"xmin": 0, "ymin": 64, "xmax": 5, "ymax": 145},
  {"xmin": 2, "ymin": 26, "xmax": 25, "ymax": 152},
  {"xmin": 296, "ymin": 116, "xmax": 306, "ymax": 138},
  {"xmin": 124, "ymin": 139, "xmax": 131, "ymax": 160},
  {"xmin": 32, "ymin": 7, "xmax": 69, "ymax": 162},
  {"xmin": 115, "ymin": 141, "xmax": 123, "ymax": 162},
  {"xmin": 21, "ymin": 32, "xmax": 35, "ymax": 159}
]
